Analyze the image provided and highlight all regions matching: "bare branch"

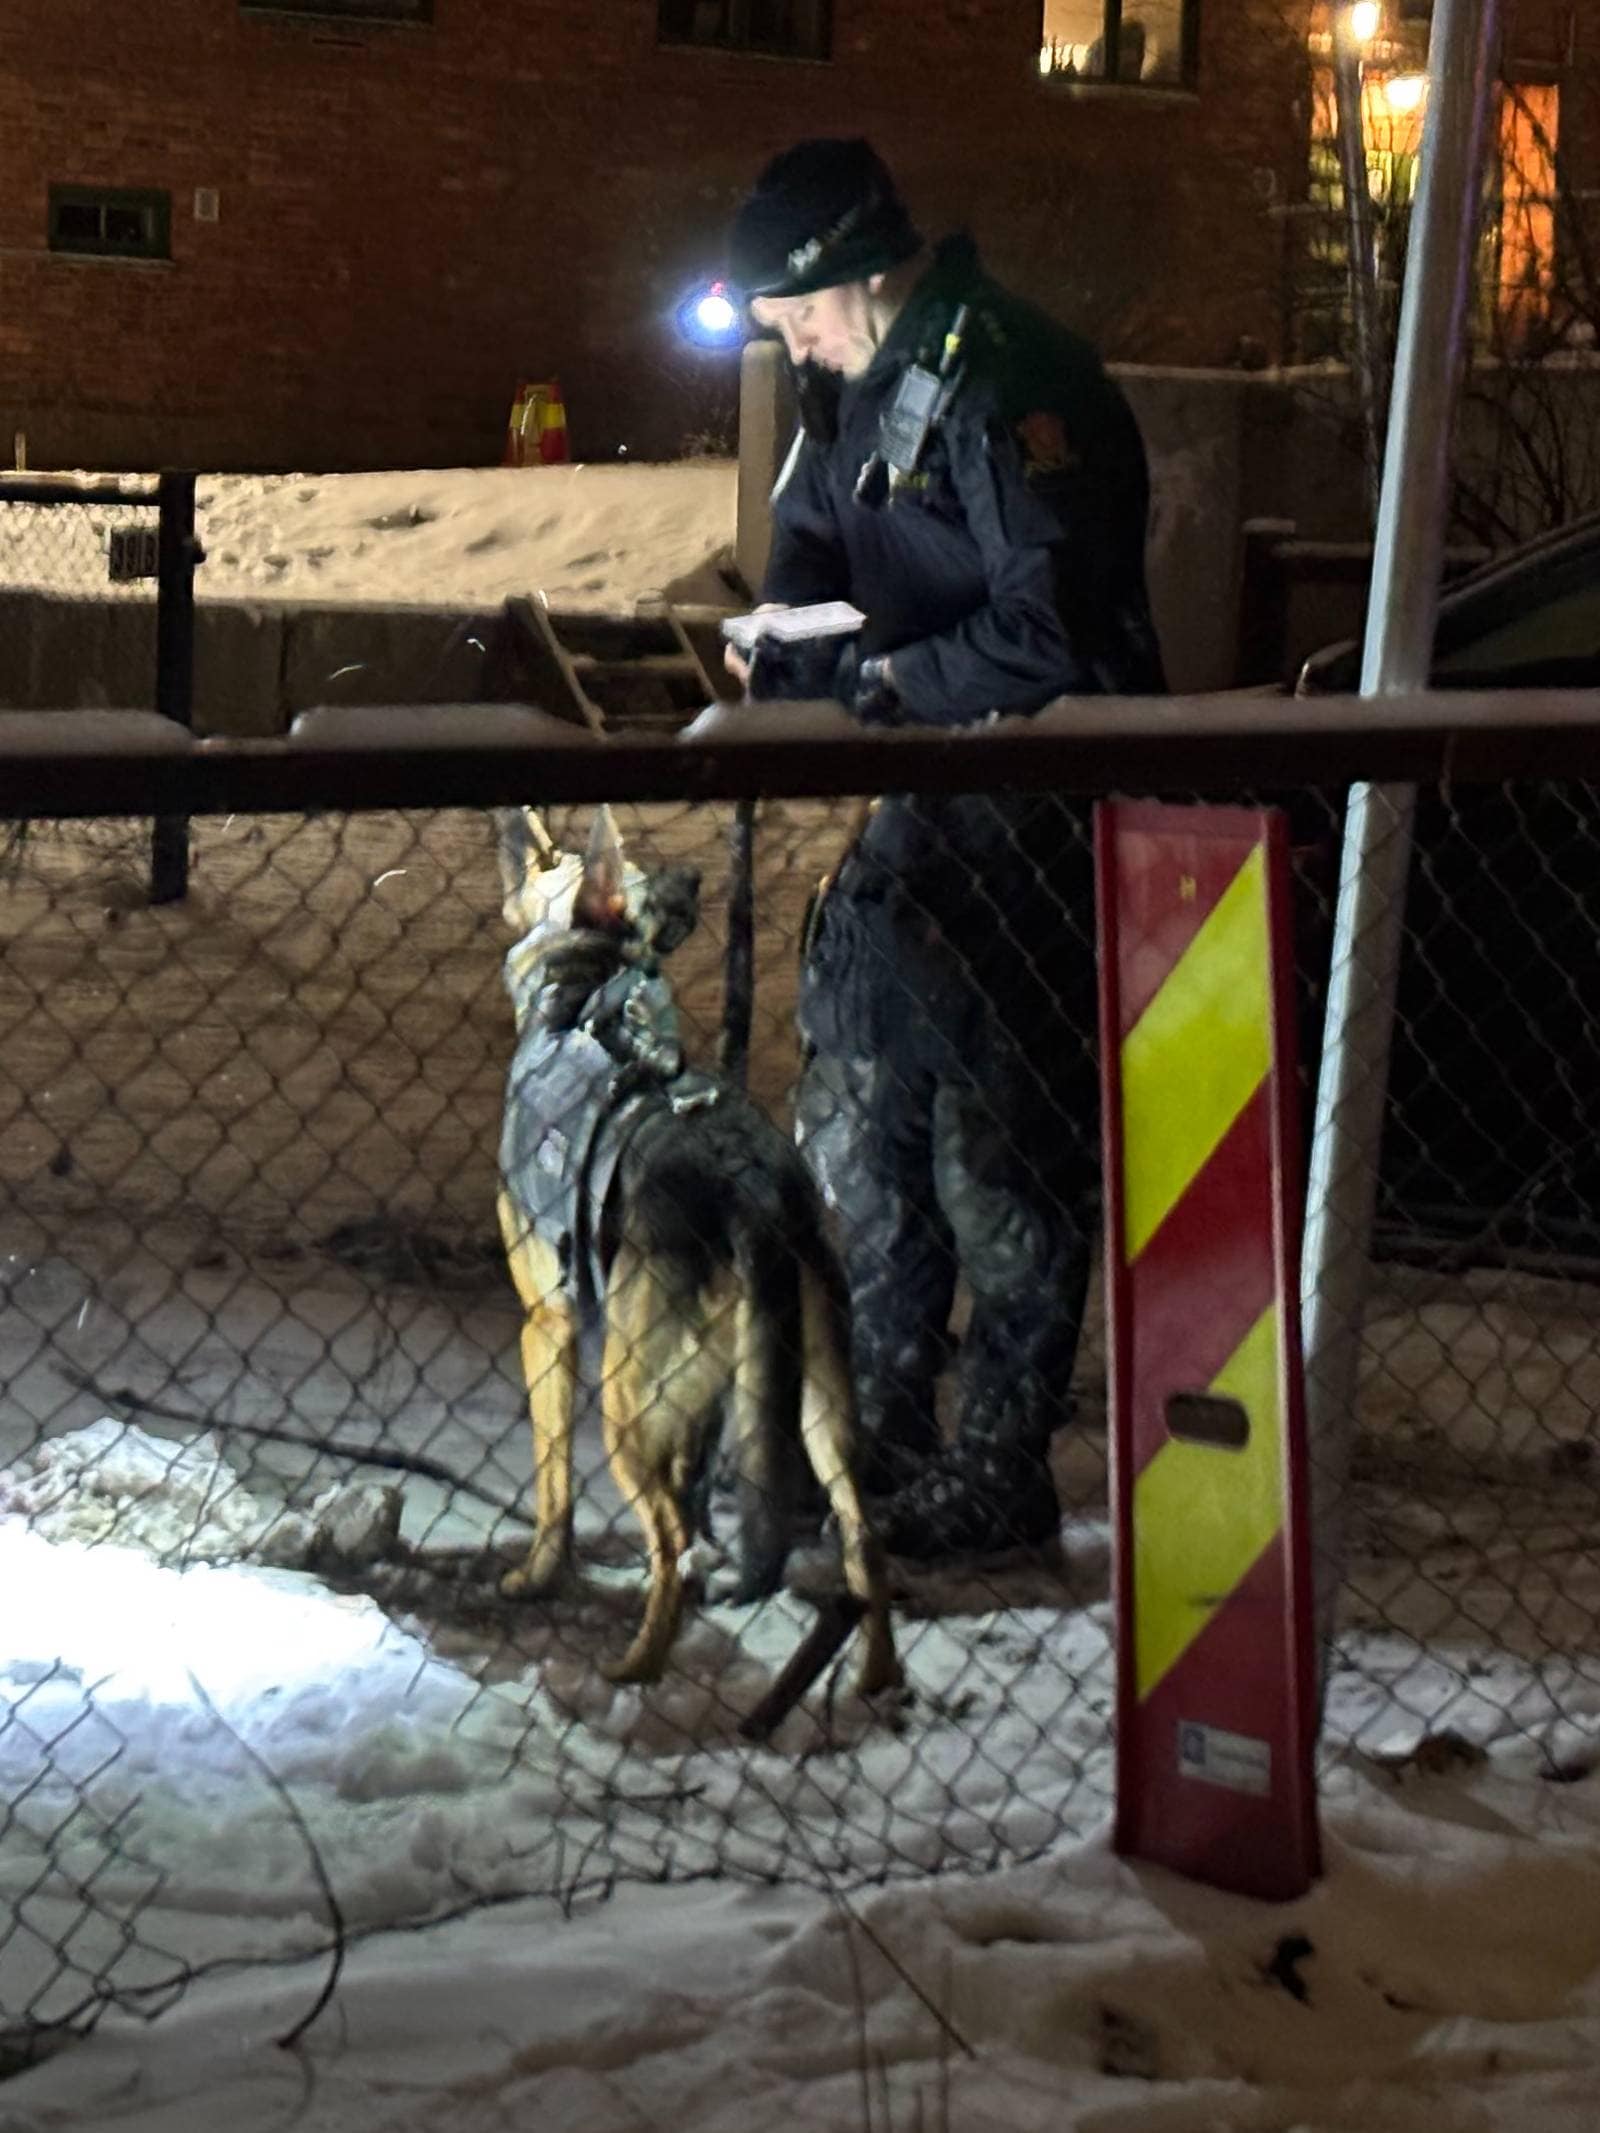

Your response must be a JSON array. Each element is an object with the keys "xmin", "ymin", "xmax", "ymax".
[{"xmin": 183, "ymin": 1668, "xmax": 347, "ymax": 2050}]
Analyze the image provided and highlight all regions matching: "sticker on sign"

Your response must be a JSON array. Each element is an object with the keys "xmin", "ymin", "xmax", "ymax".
[
  {"xmin": 1177, "ymin": 1719, "xmax": 1272, "ymax": 1797},
  {"xmin": 108, "ymin": 528, "xmax": 160, "ymax": 583}
]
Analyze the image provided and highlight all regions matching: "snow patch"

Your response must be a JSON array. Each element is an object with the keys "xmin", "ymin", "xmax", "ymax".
[
  {"xmin": 5, "ymin": 464, "xmax": 739, "ymax": 615},
  {"xmin": 0, "ymin": 1418, "xmax": 400, "ymax": 1571}
]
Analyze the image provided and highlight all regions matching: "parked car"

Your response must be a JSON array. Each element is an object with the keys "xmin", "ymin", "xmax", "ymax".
[
  {"xmin": 1295, "ymin": 512, "xmax": 1600, "ymax": 1271},
  {"xmin": 1298, "ymin": 508, "xmax": 1600, "ymax": 696}
]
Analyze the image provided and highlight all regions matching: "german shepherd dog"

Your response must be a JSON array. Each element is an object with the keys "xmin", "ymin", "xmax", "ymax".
[{"xmin": 494, "ymin": 806, "xmax": 898, "ymax": 1695}]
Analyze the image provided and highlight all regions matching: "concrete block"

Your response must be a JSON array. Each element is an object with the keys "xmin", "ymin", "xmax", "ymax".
[
  {"xmin": 281, "ymin": 603, "xmax": 500, "ymax": 716},
  {"xmin": 735, "ymin": 340, "xmax": 793, "ymax": 600},
  {"xmin": 194, "ymin": 603, "xmax": 287, "ymax": 738}
]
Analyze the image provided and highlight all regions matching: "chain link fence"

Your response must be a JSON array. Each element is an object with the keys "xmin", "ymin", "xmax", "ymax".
[
  {"xmin": 1, "ymin": 476, "xmax": 200, "ymax": 908},
  {"xmin": 0, "ymin": 480, "xmax": 167, "ymax": 712},
  {"xmin": 1, "ymin": 722, "xmax": 1598, "ymax": 2060}
]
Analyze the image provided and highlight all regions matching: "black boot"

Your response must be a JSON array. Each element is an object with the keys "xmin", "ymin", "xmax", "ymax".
[
  {"xmin": 868, "ymin": 1391, "xmax": 1064, "ymax": 1563},
  {"xmin": 853, "ymin": 1376, "xmax": 942, "ymax": 1497}
]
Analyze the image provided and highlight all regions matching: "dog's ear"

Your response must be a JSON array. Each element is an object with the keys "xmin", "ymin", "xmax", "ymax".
[
  {"xmin": 496, "ymin": 807, "xmax": 568, "ymax": 936},
  {"xmin": 573, "ymin": 806, "xmax": 631, "ymax": 934}
]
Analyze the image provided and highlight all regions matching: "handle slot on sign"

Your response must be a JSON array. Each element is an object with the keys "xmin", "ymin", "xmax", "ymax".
[{"xmin": 1165, "ymin": 1391, "xmax": 1250, "ymax": 1451}]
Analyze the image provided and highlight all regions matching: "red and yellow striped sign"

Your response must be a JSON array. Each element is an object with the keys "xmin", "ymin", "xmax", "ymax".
[{"xmin": 1096, "ymin": 800, "xmax": 1320, "ymax": 1902}]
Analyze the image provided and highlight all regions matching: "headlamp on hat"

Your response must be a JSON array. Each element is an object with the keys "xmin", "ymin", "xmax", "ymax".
[{"xmin": 676, "ymin": 279, "xmax": 743, "ymax": 349}]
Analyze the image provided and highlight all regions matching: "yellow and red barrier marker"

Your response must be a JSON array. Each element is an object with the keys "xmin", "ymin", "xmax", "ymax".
[
  {"xmin": 503, "ymin": 378, "xmax": 570, "ymax": 467},
  {"xmin": 1096, "ymin": 800, "xmax": 1320, "ymax": 1901}
]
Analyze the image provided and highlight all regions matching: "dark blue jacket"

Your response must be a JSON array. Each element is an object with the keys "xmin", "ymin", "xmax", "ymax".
[
  {"xmin": 767, "ymin": 237, "xmax": 1163, "ymax": 1057},
  {"xmin": 763, "ymin": 233, "xmax": 1165, "ymax": 717}
]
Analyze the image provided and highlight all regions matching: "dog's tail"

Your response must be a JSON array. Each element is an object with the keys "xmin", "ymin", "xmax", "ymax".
[
  {"xmin": 794, "ymin": 1258, "xmax": 900, "ymax": 1693},
  {"xmin": 731, "ymin": 1234, "xmax": 900, "ymax": 1696},
  {"xmin": 728, "ymin": 1239, "xmax": 809, "ymax": 1602}
]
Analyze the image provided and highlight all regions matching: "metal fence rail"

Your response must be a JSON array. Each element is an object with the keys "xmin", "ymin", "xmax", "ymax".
[{"xmin": 1, "ymin": 701, "xmax": 1598, "ymax": 2056}]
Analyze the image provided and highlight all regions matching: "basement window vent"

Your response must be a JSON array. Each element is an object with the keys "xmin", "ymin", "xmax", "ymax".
[
  {"xmin": 47, "ymin": 186, "xmax": 171, "ymax": 262},
  {"xmin": 240, "ymin": 0, "xmax": 434, "ymax": 21}
]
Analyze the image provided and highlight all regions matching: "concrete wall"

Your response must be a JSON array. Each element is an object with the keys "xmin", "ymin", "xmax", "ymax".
[
  {"xmin": 0, "ymin": 594, "xmax": 492, "ymax": 737},
  {"xmin": 1127, "ymin": 367, "xmax": 1376, "ymax": 689}
]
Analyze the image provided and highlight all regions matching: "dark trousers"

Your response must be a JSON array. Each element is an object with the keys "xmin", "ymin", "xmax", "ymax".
[{"xmin": 794, "ymin": 850, "xmax": 1099, "ymax": 1471}]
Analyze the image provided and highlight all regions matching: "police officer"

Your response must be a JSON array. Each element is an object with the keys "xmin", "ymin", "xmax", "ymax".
[{"xmin": 725, "ymin": 139, "xmax": 1165, "ymax": 1561}]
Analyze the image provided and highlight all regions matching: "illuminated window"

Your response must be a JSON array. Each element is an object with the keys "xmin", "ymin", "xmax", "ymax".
[
  {"xmin": 658, "ymin": 0, "xmax": 831, "ymax": 60},
  {"xmin": 1497, "ymin": 82, "xmax": 1560, "ymax": 339},
  {"xmin": 47, "ymin": 186, "xmax": 170, "ymax": 262},
  {"xmin": 1040, "ymin": 0, "xmax": 1199, "ymax": 90},
  {"xmin": 240, "ymin": 1, "xmax": 433, "ymax": 22},
  {"xmin": 1296, "ymin": 40, "xmax": 1562, "ymax": 361}
]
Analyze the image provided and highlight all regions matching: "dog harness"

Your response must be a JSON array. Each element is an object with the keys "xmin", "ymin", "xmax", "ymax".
[{"xmin": 500, "ymin": 958, "xmax": 720, "ymax": 1308}]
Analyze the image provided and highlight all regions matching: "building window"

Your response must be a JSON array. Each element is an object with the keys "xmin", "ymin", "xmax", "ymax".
[
  {"xmin": 658, "ymin": 0, "xmax": 831, "ymax": 62},
  {"xmin": 1495, "ymin": 81, "xmax": 1561, "ymax": 343},
  {"xmin": 1040, "ymin": 1, "xmax": 1198, "ymax": 89},
  {"xmin": 47, "ymin": 186, "xmax": 171, "ymax": 261},
  {"xmin": 1294, "ymin": 33, "xmax": 1562, "ymax": 364},
  {"xmin": 240, "ymin": 1, "xmax": 433, "ymax": 22}
]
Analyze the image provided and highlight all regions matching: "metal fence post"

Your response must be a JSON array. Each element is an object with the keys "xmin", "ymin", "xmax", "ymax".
[
  {"xmin": 152, "ymin": 470, "xmax": 200, "ymax": 904},
  {"xmin": 1332, "ymin": 9, "xmax": 1388, "ymax": 523},
  {"xmin": 1300, "ymin": 0, "xmax": 1502, "ymax": 1671}
]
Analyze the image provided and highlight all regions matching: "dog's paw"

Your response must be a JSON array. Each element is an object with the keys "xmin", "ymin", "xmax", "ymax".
[
  {"xmin": 855, "ymin": 1626, "xmax": 904, "ymax": 1701},
  {"xmin": 598, "ymin": 1651, "xmax": 666, "ymax": 1688},
  {"xmin": 500, "ymin": 1553, "xmax": 569, "ymax": 1601}
]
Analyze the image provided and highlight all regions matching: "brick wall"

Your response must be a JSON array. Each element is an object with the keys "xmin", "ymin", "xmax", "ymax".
[{"xmin": 1, "ymin": 1, "xmax": 1315, "ymax": 470}]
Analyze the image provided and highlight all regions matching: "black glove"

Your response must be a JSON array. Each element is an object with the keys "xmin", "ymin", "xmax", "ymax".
[
  {"xmin": 746, "ymin": 631, "xmax": 846, "ymax": 703},
  {"xmin": 748, "ymin": 632, "xmax": 902, "ymax": 725},
  {"xmin": 830, "ymin": 641, "xmax": 902, "ymax": 726}
]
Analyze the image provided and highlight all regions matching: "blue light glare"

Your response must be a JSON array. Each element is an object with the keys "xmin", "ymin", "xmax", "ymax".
[
  {"xmin": 697, "ymin": 290, "xmax": 737, "ymax": 336},
  {"xmin": 678, "ymin": 281, "xmax": 742, "ymax": 349}
]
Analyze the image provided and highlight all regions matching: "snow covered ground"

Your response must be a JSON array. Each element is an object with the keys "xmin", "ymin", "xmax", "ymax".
[
  {"xmin": 2, "ymin": 462, "xmax": 740, "ymax": 614},
  {"xmin": 5, "ymin": 1596, "xmax": 1600, "ymax": 2132},
  {"xmin": 3, "ymin": 800, "xmax": 1600, "ymax": 2123},
  {"xmin": 3, "ymin": 474, "xmax": 1600, "ymax": 2121},
  {"xmin": 0, "ymin": 1339, "xmax": 1122, "ymax": 2016},
  {"xmin": 1, "ymin": 1242, "xmax": 1599, "ymax": 2128}
]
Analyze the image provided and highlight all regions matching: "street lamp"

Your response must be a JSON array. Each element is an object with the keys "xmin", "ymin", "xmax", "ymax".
[{"xmin": 1383, "ymin": 73, "xmax": 1429, "ymax": 114}]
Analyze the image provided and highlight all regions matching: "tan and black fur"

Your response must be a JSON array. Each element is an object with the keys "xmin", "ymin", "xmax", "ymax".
[{"xmin": 495, "ymin": 807, "xmax": 897, "ymax": 1694}]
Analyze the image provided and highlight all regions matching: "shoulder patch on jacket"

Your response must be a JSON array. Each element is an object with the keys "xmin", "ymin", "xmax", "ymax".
[{"xmin": 1015, "ymin": 410, "xmax": 1077, "ymax": 479}]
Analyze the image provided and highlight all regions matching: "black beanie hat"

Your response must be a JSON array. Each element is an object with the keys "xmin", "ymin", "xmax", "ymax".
[{"xmin": 728, "ymin": 138, "xmax": 923, "ymax": 301}]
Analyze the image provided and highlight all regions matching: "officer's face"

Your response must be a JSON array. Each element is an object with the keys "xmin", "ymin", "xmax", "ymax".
[{"xmin": 750, "ymin": 281, "xmax": 881, "ymax": 380}]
